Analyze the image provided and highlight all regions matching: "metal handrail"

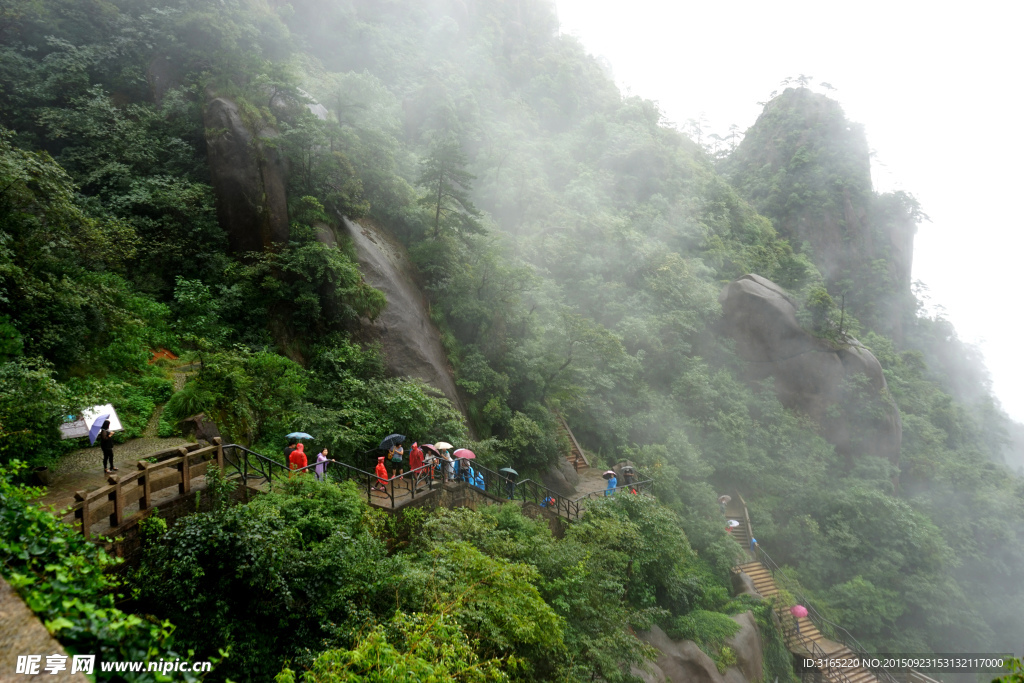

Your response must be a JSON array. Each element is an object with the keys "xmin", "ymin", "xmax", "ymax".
[
  {"xmin": 752, "ymin": 525, "xmax": 900, "ymax": 683},
  {"xmin": 222, "ymin": 444, "xmax": 652, "ymax": 520}
]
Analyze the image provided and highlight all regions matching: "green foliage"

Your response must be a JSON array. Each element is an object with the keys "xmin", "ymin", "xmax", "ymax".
[
  {"xmin": 297, "ymin": 341, "xmax": 467, "ymax": 462},
  {"xmin": 138, "ymin": 509, "xmax": 167, "ymax": 548},
  {"xmin": 994, "ymin": 659, "xmax": 1024, "ymax": 683},
  {"xmin": 417, "ymin": 134, "xmax": 484, "ymax": 238},
  {"xmin": 0, "ymin": 358, "xmax": 75, "ymax": 467},
  {"xmin": 0, "ymin": 463, "xmax": 198, "ymax": 681},
  {"xmin": 164, "ymin": 347, "xmax": 307, "ymax": 445},
  {"xmin": 135, "ymin": 476, "xmax": 399, "ymax": 681},
  {"xmin": 277, "ymin": 612, "xmax": 508, "ymax": 683},
  {"xmin": 664, "ymin": 610, "xmax": 740, "ymax": 650}
]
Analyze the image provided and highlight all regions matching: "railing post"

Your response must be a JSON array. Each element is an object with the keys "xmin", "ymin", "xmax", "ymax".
[
  {"xmin": 75, "ymin": 490, "xmax": 90, "ymax": 539},
  {"xmin": 214, "ymin": 436, "xmax": 223, "ymax": 470},
  {"xmin": 177, "ymin": 446, "xmax": 190, "ymax": 495},
  {"xmin": 138, "ymin": 461, "xmax": 151, "ymax": 511},
  {"xmin": 107, "ymin": 474, "xmax": 124, "ymax": 527}
]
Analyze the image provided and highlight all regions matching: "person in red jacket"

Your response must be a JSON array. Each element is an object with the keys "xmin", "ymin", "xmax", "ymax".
[
  {"xmin": 289, "ymin": 442, "xmax": 308, "ymax": 475},
  {"xmin": 409, "ymin": 442, "xmax": 424, "ymax": 473},
  {"xmin": 374, "ymin": 455, "xmax": 389, "ymax": 492}
]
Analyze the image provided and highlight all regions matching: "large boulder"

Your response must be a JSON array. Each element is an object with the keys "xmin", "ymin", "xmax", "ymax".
[
  {"xmin": 636, "ymin": 619, "xmax": 764, "ymax": 683},
  {"xmin": 541, "ymin": 459, "xmax": 579, "ymax": 496},
  {"xmin": 203, "ymin": 97, "xmax": 290, "ymax": 253},
  {"xmin": 726, "ymin": 611, "xmax": 763, "ymax": 683},
  {"xmin": 638, "ymin": 625, "xmax": 725, "ymax": 683},
  {"xmin": 341, "ymin": 218, "xmax": 466, "ymax": 417},
  {"xmin": 719, "ymin": 274, "xmax": 901, "ymax": 465},
  {"xmin": 731, "ymin": 572, "xmax": 762, "ymax": 600}
]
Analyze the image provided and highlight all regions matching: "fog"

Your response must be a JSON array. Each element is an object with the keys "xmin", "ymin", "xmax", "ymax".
[{"xmin": 555, "ymin": 0, "xmax": 1024, "ymax": 423}]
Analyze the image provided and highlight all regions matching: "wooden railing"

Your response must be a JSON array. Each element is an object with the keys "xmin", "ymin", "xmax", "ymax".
[{"xmin": 62, "ymin": 438, "xmax": 225, "ymax": 539}]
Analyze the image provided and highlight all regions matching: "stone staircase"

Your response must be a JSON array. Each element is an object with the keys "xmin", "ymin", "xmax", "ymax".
[
  {"xmin": 728, "ymin": 491, "xmax": 884, "ymax": 683},
  {"xmin": 556, "ymin": 414, "xmax": 590, "ymax": 473}
]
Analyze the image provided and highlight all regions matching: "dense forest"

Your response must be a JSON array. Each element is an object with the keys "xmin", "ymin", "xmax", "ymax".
[{"xmin": 1, "ymin": 0, "xmax": 1022, "ymax": 681}]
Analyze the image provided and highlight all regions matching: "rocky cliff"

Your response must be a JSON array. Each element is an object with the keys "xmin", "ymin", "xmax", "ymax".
[
  {"xmin": 203, "ymin": 97, "xmax": 290, "ymax": 253},
  {"xmin": 723, "ymin": 88, "xmax": 917, "ymax": 336},
  {"xmin": 339, "ymin": 218, "xmax": 466, "ymax": 417},
  {"xmin": 632, "ymin": 613, "xmax": 763, "ymax": 683},
  {"xmin": 719, "ymin": 274, "xmax": 901, "ymax": 467}
]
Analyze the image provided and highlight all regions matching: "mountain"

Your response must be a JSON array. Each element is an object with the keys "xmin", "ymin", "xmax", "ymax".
[{"xmin": 0, "ymin": 0, "xmax": 1021, "ymax": 676}]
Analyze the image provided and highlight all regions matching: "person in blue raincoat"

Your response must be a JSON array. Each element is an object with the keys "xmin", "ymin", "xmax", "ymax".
[
  {"xmin": 474, "ymin": 471, "xmax": 485, "ymax": 490},
  {"xmin": 605, "ymin": 472, "xmax": 617, "ymax": 496}
]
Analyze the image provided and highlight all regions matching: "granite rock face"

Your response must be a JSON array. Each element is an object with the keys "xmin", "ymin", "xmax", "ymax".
[
  {"xmin": 635, "ymin": 618, "xmax": 763, "ymax": 683},
  {"xmin": 719, "ymin": 274, "xmax": 901, "ymax": 465},
  {"xmin": 340, "ymin": 218, "xmax": 466, "ymax": 417},
  {"xmin": 203, "ymin": 97, "xmax": 290, "ymax": 253}
]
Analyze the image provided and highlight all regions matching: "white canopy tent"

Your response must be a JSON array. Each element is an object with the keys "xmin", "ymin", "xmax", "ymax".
[{"xmin": 59, "ymin": 404, "xmax": 123, "ymax": 440}]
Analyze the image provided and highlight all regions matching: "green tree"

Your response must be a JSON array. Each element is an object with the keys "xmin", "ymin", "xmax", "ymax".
[{"xmin": 417, "ymin": 135, "xmax": 483, "ymax": 238}]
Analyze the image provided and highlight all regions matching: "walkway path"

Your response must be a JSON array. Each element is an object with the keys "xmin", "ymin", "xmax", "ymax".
[
  {"xmin": 37, "ymin": 363, "xmax": 197, "ymax": 512},
  {"xmin": 726, "ymin": 494, "xmax": 880, "ymax": 683}
]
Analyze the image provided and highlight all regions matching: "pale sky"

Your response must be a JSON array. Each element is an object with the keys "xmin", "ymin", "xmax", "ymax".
[{"xmin": 555, "ymin": 0, "xmax": 1024, "ymax": 423}]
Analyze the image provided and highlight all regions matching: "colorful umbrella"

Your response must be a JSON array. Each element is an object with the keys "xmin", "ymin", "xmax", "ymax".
[
  {"xmin": 88, "ymin": 413, "xmax": 111, "ymax": 446},
  {"xmin": 602, "ymin": 470, "xmax": 616, "ymax": 479},
  {"xmin": 453, "ymin": 448, "xmax": 476, "ymax": 459},
  {"xmin": 499, "ymin": 467, "xmax": 518, "ymax": 477},
  {"xmin": 421, "ymin": 444, "xmax": 440, "ymax": 455},
  {"xmin": 790, "ymin": 605, "xmax": 808, "ymax": 618},
  {"xmin": 286, "ymin": 432, "xmax": 314, "ymax": 440}
]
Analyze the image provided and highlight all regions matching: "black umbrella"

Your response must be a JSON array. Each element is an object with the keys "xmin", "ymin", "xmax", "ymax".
[{"xmin": 379, "ymin": 433, "xmax": 405, "ymax": 450}]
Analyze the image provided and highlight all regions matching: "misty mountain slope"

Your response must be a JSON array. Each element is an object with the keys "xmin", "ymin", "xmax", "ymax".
[
  {"xmin": 0, "ymin": 0, "xmax": 1021, "ymax": 671},
  {"xmin": 283, "ymin": 0, "xmax": 1024, "ymax": 654}
]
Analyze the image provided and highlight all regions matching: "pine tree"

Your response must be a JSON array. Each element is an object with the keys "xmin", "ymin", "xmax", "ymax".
[{"xmin": 417, "ymin": 135, "xmax": 483, "ymax": 238}]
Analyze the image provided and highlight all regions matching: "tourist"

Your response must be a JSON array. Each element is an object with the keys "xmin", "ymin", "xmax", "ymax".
[
  {"xmin": 474, "ymin": 470, "xmax": 484, "ymax": 490},
  {"xmin": 409, "ymin": 442, "xmax": 424, "ymax": 473},
  {"xmin": 99, "ymin": 420, "xmax": 116, "ymax": 474},
  {"xmin": 289, "ymin": 442, "xmax": 307, "ymax": 475},
  {"xmin": 374, "ymin": 455, "xmax": 389, "ymax": 492},
  {"xmin": 389, "ymin": 443, "xmax": 405, "ymax": 479},
  {"xmin": 605, "ymin": 472, "xmax": 617, "ymax": 496},
  {"xmin": 315, "ymin": 447, "xmax": 329, "ymax": 481}
]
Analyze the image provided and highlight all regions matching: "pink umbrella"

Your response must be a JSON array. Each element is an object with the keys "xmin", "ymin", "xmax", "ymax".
[
  {"xmin": 790, "ymin": 605, "xmax": 808, "ymax": 618},
  {"xmin": 453, "ymin": 448, "xmax": 476, "ymax": 459}
]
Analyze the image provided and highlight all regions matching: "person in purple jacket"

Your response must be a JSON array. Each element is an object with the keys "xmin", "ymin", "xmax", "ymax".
[{"xmin": 315, "ymin": 447, "xmax": 329, "ymax": 481}]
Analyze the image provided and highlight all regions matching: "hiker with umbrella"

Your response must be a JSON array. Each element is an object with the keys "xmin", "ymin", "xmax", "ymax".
[
  {"xmin": 93, "ymin": 416, "xmax": 116, "ymax": 474},
  {"xmin": 285, "ymin": 432, "xmax": 313, "ymax": 464},
  {"xmin": 500, "ymin": 467, "xmax": 518, "ymax": 499},
  {"xmin": 435, "ymin": 441, "xmax": 454, "ymax": 482},
  {"xmin": 603, "ymin": 470, "xmax": 617, "ymax": 496},
  {"xmin": 453, "ymin": 448, "xmax": 475, "ymax": 483},
  {"xmin": 420, "ymin": 444, "xmax": 441, "ymax": 483},
  {"xmin": 380, "ymin": 433, "xmax": 405, "ymax": 481},
  {"xmin": 620, "ymin": 465, "xmax": 636, "ymax": 491},
  {"xmin": 790, "ymin": 604, "xmax": 808, "ymax": 636}
]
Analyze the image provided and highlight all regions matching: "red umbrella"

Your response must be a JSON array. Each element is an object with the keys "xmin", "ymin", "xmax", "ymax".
[
  {"xmin": 790, "ymin": 605, "xmax": 808, "ymax": 618},
  {"xmin": 421, "ymin": 444, "xmax": 440, "ymax": 455},
  {"xmin": 453, "ymin": 448, "xmax": 476, "ymax": 459}
]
